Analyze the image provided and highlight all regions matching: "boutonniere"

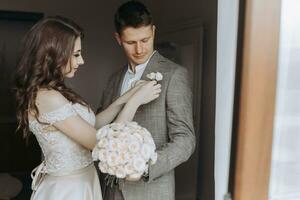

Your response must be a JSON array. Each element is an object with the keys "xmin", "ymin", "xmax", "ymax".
[
  {"xmin": 146, "ymin": 72, "xmax": 163, "ymax": 81},
  {"xmin": 131, "ymin": 72, "xmax": 163, "ymax": 88}
]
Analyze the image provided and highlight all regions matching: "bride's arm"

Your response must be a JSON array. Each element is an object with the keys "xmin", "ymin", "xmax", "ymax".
[
  {"xmin": 35, "ymin": 82, "xmax": 160, "ymax": 151},
  {"xmin": 114, "ymin": 81, "xmax": 161, "ymax": 123},
  {"xmin": 35, "ymin": 90, "xmax": 98, "ymax": 150},
  {"xmin": 95, "ymin": 81, "xmax": 145, "ymax": 129}
]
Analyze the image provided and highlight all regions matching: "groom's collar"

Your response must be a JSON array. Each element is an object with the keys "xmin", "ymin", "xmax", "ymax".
[
  {"xmin": 114, "ymin": 51, "xmax": 162, "ymax": 100},
  {"xmin": 140, "ymin": 51, "xmax": 165, "ymax": 81},
  {"xmin": 127, "ymin": 50, "xmax": 157, "ymax": 74}
]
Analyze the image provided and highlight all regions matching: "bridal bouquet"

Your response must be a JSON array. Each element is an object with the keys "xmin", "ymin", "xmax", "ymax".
[{"xmin": 92, "ymin": 122, "xmax": 157, "ymax": 179}]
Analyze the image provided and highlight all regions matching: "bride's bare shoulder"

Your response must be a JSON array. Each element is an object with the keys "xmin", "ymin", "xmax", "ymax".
[{"xmin": 35, "ymin": 89, "xmax": 69, "ymax": 113}]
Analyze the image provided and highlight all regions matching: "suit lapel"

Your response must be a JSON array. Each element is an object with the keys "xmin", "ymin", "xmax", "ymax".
[
  {"xmin": 113, "ymin": 52, "xmax": 165, "ymax": 101},
  {"xmin": 141, "ymin": 51, "xmax": 164, "ymax": 80}
]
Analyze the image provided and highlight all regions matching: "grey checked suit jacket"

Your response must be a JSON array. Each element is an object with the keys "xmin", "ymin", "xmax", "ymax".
[{"xmin": 98, "ymin": 52, "xmax": 195, "ymax": 200}]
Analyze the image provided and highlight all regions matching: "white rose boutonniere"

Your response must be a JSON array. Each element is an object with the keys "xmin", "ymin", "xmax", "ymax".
[
  {"xmin": 131, "ymin": 72, "xmax": 163, "ymax": 88},
  {"xmin": 146, "ymin": 72, "xmax": 163, "ymax": 81}
]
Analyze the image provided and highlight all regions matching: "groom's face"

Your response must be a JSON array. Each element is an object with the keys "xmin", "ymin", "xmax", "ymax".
[{"xmin": 115, "ymin": 25, "xmax": 155, "ymax": 70}]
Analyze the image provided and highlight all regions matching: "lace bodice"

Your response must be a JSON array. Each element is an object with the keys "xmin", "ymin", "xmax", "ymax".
[{"xmin": 29, "ymin": 103, "xmax": 95, "ymax": 174}]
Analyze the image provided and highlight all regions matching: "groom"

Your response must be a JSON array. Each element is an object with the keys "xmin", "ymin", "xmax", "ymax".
[{"xmin": 98, "ymin": 1, "xmax": 195, "ymax": 199}]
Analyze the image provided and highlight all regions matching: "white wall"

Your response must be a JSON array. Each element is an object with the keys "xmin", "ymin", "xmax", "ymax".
[
  {"xmin": 215, "ymin": 0, "xmax": 239, "ymax": 199},
  {"xmin": 269, "ymin": 0, "xmax": 300, "ymax": 199}
]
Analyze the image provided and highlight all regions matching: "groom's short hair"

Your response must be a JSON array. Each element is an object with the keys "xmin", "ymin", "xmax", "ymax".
[{"xmin": 114, "ymin": 1, "xmax": 153, "ymax": 34}]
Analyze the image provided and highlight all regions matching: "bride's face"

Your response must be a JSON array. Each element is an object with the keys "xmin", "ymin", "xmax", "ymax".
[{"xmin": 64, "ymin": 37, "xmax": 84, "ymax": 78}]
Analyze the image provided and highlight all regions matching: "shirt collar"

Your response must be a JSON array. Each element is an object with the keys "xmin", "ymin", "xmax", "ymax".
[{"xmin": 127, "ymin": 50, "xmax": 157, "ymax": 74}]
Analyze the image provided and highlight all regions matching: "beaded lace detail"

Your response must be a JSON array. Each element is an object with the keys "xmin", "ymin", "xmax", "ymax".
[{"xmin": 29, "ymin": 103, "xmax": 95, "ymax": 174}]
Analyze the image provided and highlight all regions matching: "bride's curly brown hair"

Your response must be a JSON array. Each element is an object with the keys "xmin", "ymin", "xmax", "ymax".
[{"xmin": 14, "ymin": 16, "xmax": 89, "ymax": 139}]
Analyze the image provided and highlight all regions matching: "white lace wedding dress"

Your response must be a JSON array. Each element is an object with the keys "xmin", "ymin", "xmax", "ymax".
[{"xmin": 29, "ymin": 103, "xmax": 102, "ymax": 200}]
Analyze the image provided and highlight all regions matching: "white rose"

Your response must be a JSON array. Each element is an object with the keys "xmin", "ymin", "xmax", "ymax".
[
  {"xmin": 96, "ymin": 127, "xmax": 109, "ymax": 140},
  {"xmin": 122, "ymin": 126, "xmax": 131, "ymax": 133},
  {"xmin": 140, "ymin": 144, "xmax": 152, "ymax": 160},
  {"xmin": 133, "ymin": 156, "xmax": 147, "ymax": 172},
  {"xmin": 128, "ymin": 139, "xmax": 141, "ymax": 153},
  {"xmin": 113, "ymin": 130, "xmax": 123, "ymax": 138},
  {"xmin": 92, "ymin": 148, "xmax": 99, "ymax": 161},
  {"xmin": 107, "ymin": 166, "xmax": 117, "ymax": 176},
  {"xmin": 141, "ymin": 128, "xmax": 152, "ymax": 138},
  {"xmin": 133, "ymin": 132, "xmax": 143, "ymax": 143},
  {"xmin": 144, "ymin": 164, "xmax": 149, "ymax": 174},
  {"xmin": 108, "ymin": 139, "xmax": 119, "ymax": 152},
  {"xmin": 115, "ymin": 139, "xmax": 127, "ymax": 151},
  {"xmin": 118, "ymin": 131, "xmax": 128, "ymax": 139},
  {"xmin": 130, "ymin": 122, "xmax": 140, "ymax": 129},
  {"xmin": 155, "ymin": 72, "xmax": 163, "ymax": 81},
  {"xmin": 150, "ymin": 152, "xmax": 158, "ymax": 165},
  {"xmin": 107, "ymin": 152, "xmax": 119, "ymax": 167},
  {"xmin": 97, "ymin": 138, "xmax": 108, "ymax": 148},
  {"xmin": 124, "ymin": 163, "xmax": 135, "ymax": 175},
  {"xmin": 98, "ymin": 162, "xmax": 108, "ymax": 173},
  {"xmin": 143, "ymin": 135, "xmax": 155, "ymax": 147},
  {"xmin": 118, "ymin": 151, "xmax": 130, "ymax": 165},
  {"xmin": 106, "ymin": 129, "xmax": 116, "ymax": 139},
  {"xmin": 117, "ymin": 138, "xmax": 125, "ymax": 147},
  {"xmin": 110, "ymin": 123, "xmax": 124, "ymax": 131},
  {"xmin": 125, "ymin": 152, "xmax": 134, "ymax": 163},
  {"xmin": 116, "ymin": 166, "xmax": 127, "ymax": 178},
  {"xmin": 146, "ymin": 72, "xmax": 156, "ymax": 80},
  {"xmin": 130, "ymin": 121, "xmax": 138, "ymax": 126},
  {"xmin": 98, "ymin": 149, "xmax": 108, "ymax": 162}
]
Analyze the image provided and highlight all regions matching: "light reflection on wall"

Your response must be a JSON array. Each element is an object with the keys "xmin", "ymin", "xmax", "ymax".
[{"xmin": 269, "ymin": 0, "xmax": 300, "ymax": 199}]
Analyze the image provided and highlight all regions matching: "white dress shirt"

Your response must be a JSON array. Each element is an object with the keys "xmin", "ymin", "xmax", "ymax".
[{"xmin": 120, "ymin": 51, "xmax": 156, "ymax": 95}]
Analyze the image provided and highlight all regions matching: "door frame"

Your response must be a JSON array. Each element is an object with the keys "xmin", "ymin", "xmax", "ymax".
[{"xmin": 230, "ymin": 0, "xmax": 282, "ymax": 199}]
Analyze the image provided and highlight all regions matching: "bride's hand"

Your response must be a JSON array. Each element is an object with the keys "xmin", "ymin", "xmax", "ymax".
[
  {"xmin": 131, "ymin": 80, "xmax": 146, "ymax": 88},
  {"xmin": 114, "ymin": 80, "xmax": 146, "ymax": 105},
  {"xmin": 131, "ymin": 81, "xmax": 161, "ymax": 106}
]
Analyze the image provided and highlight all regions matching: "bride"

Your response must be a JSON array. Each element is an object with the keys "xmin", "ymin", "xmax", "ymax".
[{"xmin": 13, "ymin": 16, "xmax": 161, "ymax": 200}]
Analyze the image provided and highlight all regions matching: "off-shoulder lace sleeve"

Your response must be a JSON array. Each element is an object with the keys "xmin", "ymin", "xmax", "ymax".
[{"xmin": 39, "ymin": 103, "xmax": 77, "ymax": 125}]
